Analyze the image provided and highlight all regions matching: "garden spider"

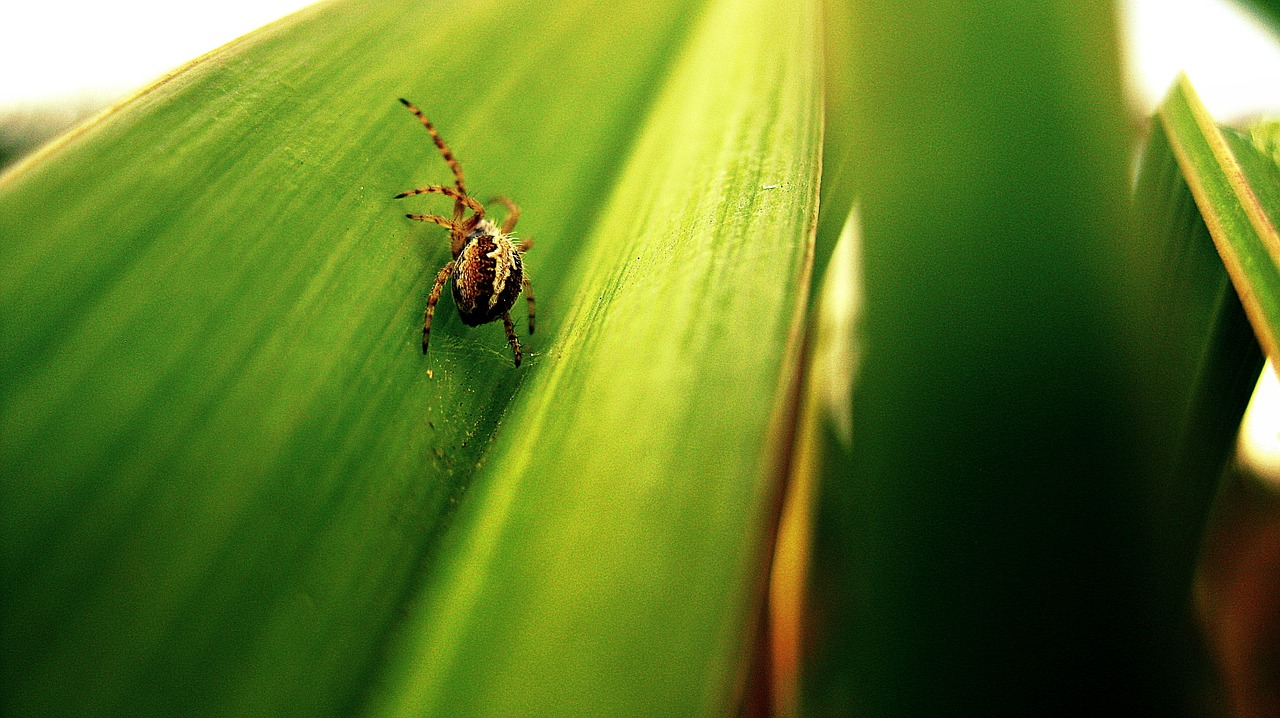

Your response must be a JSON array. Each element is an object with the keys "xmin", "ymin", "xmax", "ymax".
[{"xmin": 395, "ymin": 98, "xmax": 534, "ymax": 367}]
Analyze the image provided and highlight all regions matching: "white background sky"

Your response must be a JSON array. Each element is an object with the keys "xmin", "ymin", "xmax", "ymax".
[
  {"xmin": 1122, "ymin": 0, "xmax": 1280, "ymax": 119},
  {"xmin": 0, "ymin": 0, "xmax": 317, "ymax": 111},
  {"xmin": 1, "ymin": 0, "xmax": 1279, "ymax": 119}
]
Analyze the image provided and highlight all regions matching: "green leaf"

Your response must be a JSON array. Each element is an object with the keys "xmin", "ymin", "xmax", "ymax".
[
  {"xmin": 1247, "ymin": 118, "xmax": 1280, "ymax": 165},
  {"xmin": 1232, "ymin": 0, "xmax": 1280, "ymax": 36},
  {"xmin": 1157, "ymin": 74, "xmax": 1280, "ymax": 363},
  {"xmin": 359, "ymin": 0, "xmax": 822, "ymax": 713},
  {"xmin": 1, "ymin": 0, "xmax": 786, "ymax": 714},
  {"xmin": 1122, "ymin": 73, "xmax": 1270, "ymax": 703},
  {"xmin": 802, "ymin": 1, "xmax": 1220, "ymax": 714}
]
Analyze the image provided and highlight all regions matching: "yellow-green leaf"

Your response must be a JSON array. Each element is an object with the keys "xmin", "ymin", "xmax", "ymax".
[{"xmin": 361, "ymin": 0, "xmax": 821, "ymax": 713}]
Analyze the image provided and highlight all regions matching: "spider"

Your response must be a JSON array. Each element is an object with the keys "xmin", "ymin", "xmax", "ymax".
[{"xmin": 394, "ymin": 98, "xmax": 534, "ymax": 367}]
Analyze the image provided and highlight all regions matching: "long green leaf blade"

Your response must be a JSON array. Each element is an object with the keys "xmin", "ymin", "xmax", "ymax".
[
  {"xmin": 0, "ymin": 0, "xmax": 702, "ymax": 715},
  {"xmin": 805, "ymin": 0, "xmax": 1194, "ymax": 713},
  {"xmin": 1123, "ymin": 75, "xmax": 1270, "ymax": 705},
  {"xmin": 1159, "ymin": 74, "xmax": 1280, "ymax": 363},
  {"xmin": 362, "ymin": 0, "xmax": 822, "ymax": 713}
]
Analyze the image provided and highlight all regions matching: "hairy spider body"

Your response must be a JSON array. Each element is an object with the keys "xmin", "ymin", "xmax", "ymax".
[
  {"xmin": 452, "ymin": 220, "xmax": 525, "ymax": 327},
  {"xmin": 395, "ymin": 98, "xmax": 535, "ymax": 367}
]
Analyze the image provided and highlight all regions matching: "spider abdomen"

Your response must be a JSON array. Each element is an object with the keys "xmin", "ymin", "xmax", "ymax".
[{"xmin": 452, "ymin": 226, "xmax": 524, "ymax": 327}]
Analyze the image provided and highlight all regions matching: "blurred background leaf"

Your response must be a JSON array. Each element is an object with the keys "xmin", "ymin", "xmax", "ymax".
[
  {"xmin": 769, "ymin": 203, "xmax": 863, "ymax": 718},
  {"xmin": 1234, "ymin": 0, "xmax": 1280, "ymax": 35},
  {"xmin": 1126, "ymin": 74, "xmax": 1276, "ymax": 711},
  {"xmin": 800, "ymin": 1, "xmax": 1259, "ymax": 714}
]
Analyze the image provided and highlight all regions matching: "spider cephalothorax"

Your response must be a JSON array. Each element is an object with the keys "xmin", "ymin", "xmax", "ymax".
[{"xmin": 395, "ymin": 98, "xmax": 534, "ymax": 366}]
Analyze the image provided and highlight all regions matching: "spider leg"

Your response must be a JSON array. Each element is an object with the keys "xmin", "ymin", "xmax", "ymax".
[
  {"xmin": 422, "ymin": 260, "xmax": 456, "ymax": 355},
  {"xmin": 518, "ymin": 237, "xmax": 534, "ymax": 253},
  {"xmin": 406, "ymin": 213, "xmax": 455, "ymax": 229},
  {"xmin": 395, "ymin": 185, "xmax": 485, "ymax": 216},
  {"xmin": 398, "ymin": 98, "xmax": 467, "ymax": 223},
  {"xmin": 522, "ymin": 271, "xmax": 535, "ymax": 335},
  {"xmin": 486, "ymin": 196, "xmax": 521, "ymax": 234},
  {"xmin": 400, "ymin": 187, "xmax": 485, "ymax": 255},
  {"xmin": 501, "ymin": 312, "xmax": 522, "ymax": 367}
]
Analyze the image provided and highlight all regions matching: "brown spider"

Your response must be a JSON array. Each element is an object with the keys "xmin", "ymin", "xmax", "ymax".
[{"xmin": 395, "ymin": 98, "xmax": 534, "ymax": 367}]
